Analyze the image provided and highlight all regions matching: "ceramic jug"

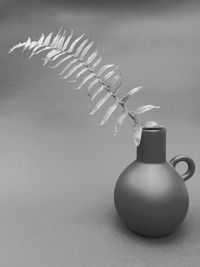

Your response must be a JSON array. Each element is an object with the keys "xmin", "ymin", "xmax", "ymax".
[{"xmin": 114, "ymin": 127, "xmax": 195, "ymax": 237}]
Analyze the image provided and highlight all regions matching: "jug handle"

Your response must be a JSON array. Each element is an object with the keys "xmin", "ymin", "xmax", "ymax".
[{"xmin": 169, "ymin": 155, "xmax": 195, "ymax": 182}]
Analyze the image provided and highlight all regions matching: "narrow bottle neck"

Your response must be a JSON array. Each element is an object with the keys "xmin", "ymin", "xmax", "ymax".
[{"xmin": 137, "ymin": 127, "xmax": 166, "ymax": 163}]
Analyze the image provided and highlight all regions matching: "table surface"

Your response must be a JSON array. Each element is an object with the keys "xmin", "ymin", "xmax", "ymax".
[{"xmin": 1, "ymin": 1, "xmax": 200, "ymax": 266}]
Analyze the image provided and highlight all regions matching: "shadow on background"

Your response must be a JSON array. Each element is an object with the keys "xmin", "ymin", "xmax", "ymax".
[
  {"xmin": 1, "ymin": 0, "xmax": 200, "ymax": 20},
  {"xmin": 33, "ymin": 0, "xmax": 200, "ymax": 11},
  {"xmin": 112, "ymin": 209, "xmax": 190, "ymax": 245}
]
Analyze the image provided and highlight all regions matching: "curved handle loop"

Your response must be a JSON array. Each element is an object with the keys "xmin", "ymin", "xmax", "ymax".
[{"xmin": 169, "ymin": 155, "xmax": 195, "ymax": 182}]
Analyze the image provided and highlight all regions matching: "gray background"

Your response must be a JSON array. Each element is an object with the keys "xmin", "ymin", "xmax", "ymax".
[{"xmin": 1, "ymin": 0, "xmax": 200, "ymax": 266}]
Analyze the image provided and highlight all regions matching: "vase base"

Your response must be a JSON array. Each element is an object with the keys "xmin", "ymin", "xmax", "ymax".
[{"xmin": 127, "ymin": 226, "xmax": 176, "ymax": 238}]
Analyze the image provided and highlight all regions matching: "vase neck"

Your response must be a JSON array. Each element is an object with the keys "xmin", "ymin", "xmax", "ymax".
[{"xmin": 137, "ymin": 127, "xmax": 166, "ymax": 163}]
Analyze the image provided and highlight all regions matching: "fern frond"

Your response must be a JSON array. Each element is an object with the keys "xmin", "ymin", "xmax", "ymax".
[{"xmin": 8, "ymin": 28, "xmax": 160, "ymax": 146}]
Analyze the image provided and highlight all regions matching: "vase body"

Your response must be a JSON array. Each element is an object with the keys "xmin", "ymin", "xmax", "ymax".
[{"xmin": 114, "ymin": 127, "xmax": 195, "ymax": 237}]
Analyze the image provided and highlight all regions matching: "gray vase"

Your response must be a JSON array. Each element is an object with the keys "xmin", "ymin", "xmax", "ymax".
[{"xmin": 114, "ymin": 127, "xmax": 195, "ymax": 237}]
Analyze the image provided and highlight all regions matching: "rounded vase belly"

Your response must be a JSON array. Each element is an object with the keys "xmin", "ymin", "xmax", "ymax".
[{"xmin": 114, "ymin": 161, "xmax": 189, "ymax": 237}]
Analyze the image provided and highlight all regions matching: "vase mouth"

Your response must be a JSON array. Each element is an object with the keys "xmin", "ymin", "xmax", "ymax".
[{"xmin": 142, "ymin": 126, "xmax": 165, "ymax": 132}]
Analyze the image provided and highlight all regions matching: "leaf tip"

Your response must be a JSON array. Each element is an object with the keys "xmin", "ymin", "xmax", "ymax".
[{"xmin": 100, "ymin": 120, "xmax": 106, "ymax": 126}]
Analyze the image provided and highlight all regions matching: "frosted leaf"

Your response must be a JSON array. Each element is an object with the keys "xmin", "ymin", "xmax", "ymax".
[
  {"xmin": 91, "ymin": 85, "xmax": 104, "ymax": 101},
  {"xmin": 74, "ymin": 39, "xmax": 88, "ymax": 57},
  {"xmin": 90, "ymin": 92, "xmax": 112, "ymax": 115},
  {"xmin": 109, "ymin": 73, "xmax": 122, "ymax": 93},
  {"xmin": 50, "ymin": 28, "xmax": 62, "ymax": 48},
  {"xmin": 80, "ymin": 41, "xmax": 94, "ymax": 60},
  {"xmin": 76, "ymin": 68, "xmax": 88, "ymax": 79},
  {"xmin": 114, "ymin": 109, "xmax": 129, "ymax": 136},
  {"xmin": 133, "ymin": 124, "xmax": 142, "ymax": 146},
  {"xmin": 42, "ymin": 49, "xmax": 60, "ymax": 65},
  {"xmin": 28, "ymin": 41, "xmax": 38, "ymax": 50},
  {"xmin": 28, "ymin": 34, "xmax": 44, "ymax": 57},
  {"xmin": 102, "ymin": 65, "xmax": 119, "ymax": 82},
  {"xmin": 37, "ymin": 33, "xmax": 45, "ymax": 45},
  {"xmin": 62, "ymin": 62, "xmax": 84, "ymax": 79},
  {"xmin": 50, "ymin": 54, "xmax": 73, "ymax": 69},
  {"xmin": 44, "ymin": 32, "xmax": 53, "ymax": 46},
  {"xmin": 34, "ymin": 46, "xmax": 52, "ymax": 56},
  {"xmin": 86, "ymin": 49, "xmax": 99, "ymax": 65},
  {"xmin": 77, "ymin": 73, "xmax": 95, "ymax": 90},
  {"xmin": 121, "ymin": 86, "xmax": 142, "ymax": 103},
  {"xmin": 87, "ymin": 78, "xmax": 99, "ymax": 95},
  {"xmin": 100, "ymin": 100, "xmax": 119, "ymax": 125},
  {"xmin": 92, "ymin": 55, "xmax": 103, "ymax": 70},
  {"xmin": 59, "ymin": 58, "xmax": 77, "ymax": 75},
  {"xmin": 50, "ymin": 51, "xmax": 67, "ymax": 62},
  {"xmin": 67, "ymin": 33, "xmax": 85, "ymax": 53},
  {"xmin": 97, "ymin": 64, "xmax": 114, "ymax": 77},
  {"xmin": 28, "ymin": 44, "xmax": 44, "ymax": 58},
  {"xmin": 22, "ymin": 38, "xmax": 31, "ymax": 53},
  {"xmin": 8, "ymin": 42, "xmax": 26, "ymax": 53},
  {"xmin": 62, "ymin": 30, "xmax": 73, "ymax": 51},
  {"xmin": 57, "ymin": 30, "xmax": 66, "ymax": 50},
  {"xmin": 134, "ymin": 105, "xmax": 160, "ymax": 114}
]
